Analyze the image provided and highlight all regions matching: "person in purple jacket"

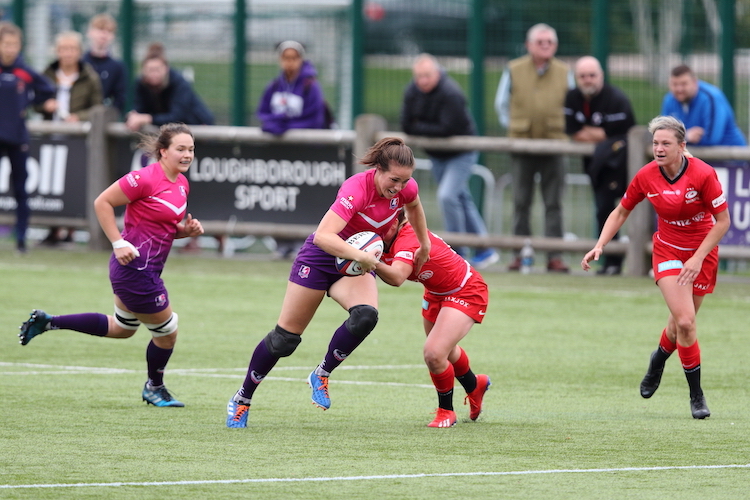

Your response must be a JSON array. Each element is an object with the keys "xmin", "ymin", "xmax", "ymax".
[
  {"xmin": 0, "ymin": 22, "xmax": 55, "ymax": 253},
  {"xmin": 257, "ymin": 40, "xmax": 329, "ymax": 135}
]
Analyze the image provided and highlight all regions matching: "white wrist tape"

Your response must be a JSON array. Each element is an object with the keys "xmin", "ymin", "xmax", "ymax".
[{"xmin": 112, "ymin": 238, "xmax": 140, "ymax": 257}]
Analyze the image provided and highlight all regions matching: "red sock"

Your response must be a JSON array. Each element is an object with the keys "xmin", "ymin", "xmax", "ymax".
[
  {"xmin": 659, "ymin": 329, "xmax": 677, "ymax": 354},
  {"xmin": 677, "ymin": 340, "xmax": 701, "ymax": 370},
  {"xmin": 452, "ymin": 346, "xmax": 470, "ymax": 377},
  {"xmin": 429, "ymin": 365, "xmax": 455, "ymax": 394}
]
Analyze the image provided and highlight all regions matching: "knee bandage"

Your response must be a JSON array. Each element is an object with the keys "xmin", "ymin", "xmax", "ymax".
[
  {"xmin": 144, "ymin": 313, "xmax": 178, "ymax": 337},
  {"xmin": 346, "ymin": 304, "xmax": 379, "ymax": 338},
  {"xmin": 263, "ymin": 325, "xmax": 302, "ymax": 357},
  {"xmin": 114, "ymin": 305, "xmax": 141, "ymax": 331}
]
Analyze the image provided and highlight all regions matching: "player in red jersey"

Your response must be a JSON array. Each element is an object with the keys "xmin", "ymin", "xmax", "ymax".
[
  {"xmin": 226, "ymin": 137, "xmax": 431, "ymax": 428},
  {"xmin": 18, "ymin": 123, "xmax": 204, "ymax": 407},
  {"xmin": 376, "ymin": 211, "xmax": 491, "ymax": 428},
  {"xmin": 582, "ymin": 115, "xmax": 730, "ymax": 419}
]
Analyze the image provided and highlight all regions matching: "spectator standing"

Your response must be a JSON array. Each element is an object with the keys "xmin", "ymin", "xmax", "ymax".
[
  {"xmin": 83, "ymin": 13, "xmax": 127, "ymax": 115},
  {"xmin": 37, "ymin": 30, "xmax": 103, "ymax": 246},
  {"xmin": 661, "ymin": 64, "xmax": 746, "ymax": 148},
  {"xmin": 494, "ymin": 23, "xmax": 575, "ymax": 272},
  {"xmin": 126, "ymin": 43, "xmax": 214, "ymax": 131},
  {"xmin": 564, "ymin": 56, "xmax": 636, "ymax": 275},
  {"xmin": 0, "ymin": 22, "xmax": 55, "ymax": 253},
  {"xmin": 257, "ymin": 40, "xmax": 330, "ymax": 135},
  {"xmin": 401, "ymin": 54, "xmax": 498, "ymax": 268}
]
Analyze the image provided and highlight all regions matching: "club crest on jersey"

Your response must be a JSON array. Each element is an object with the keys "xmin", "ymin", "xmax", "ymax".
[
  {"xmin": 390, "ymin": 197, "xmax": 399, "ymax": 210},
  {"xmin": 684, "ymin": 188, "xmax": 699, "ymax": 203},
  {"xmin": 298, "ymin": 265, "xmax": 311, "ymax": 279},
  {"xmin": 179, "ymin": 186, "xmax": 186, "ymax": 197},
  {"xmin": 418, "ymin": 270, "xmax": 434, "ymax": 280}
]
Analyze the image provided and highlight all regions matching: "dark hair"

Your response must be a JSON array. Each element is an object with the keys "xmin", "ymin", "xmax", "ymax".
[
  {"xmin": 138, "ymin": 123, "xmax": 193, "ymax": 161},
  {"xmin": 670, "ymin": 64, "xmax": 694, "ymax": 79},
  {"xmin": 359, "ymin": 137, "xmax": 415, "ymax": 171},
  {"xmin": 142, "ymin": 42, "xmax": 168, "ymax": 67}
]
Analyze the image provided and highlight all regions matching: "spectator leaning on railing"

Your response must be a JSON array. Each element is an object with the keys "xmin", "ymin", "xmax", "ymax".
[{"xmin": 564, "ymin": 55, "xmax": 636, "ymax": 276}]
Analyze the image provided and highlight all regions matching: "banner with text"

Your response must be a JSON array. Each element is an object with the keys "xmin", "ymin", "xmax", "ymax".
[
  {"xmin": 0, "ymin": 135, "xmax": 88, "ymax": 218},
  {"xmin": 114, "ymin": 139, "xmax": 353, "ymax": 225}
]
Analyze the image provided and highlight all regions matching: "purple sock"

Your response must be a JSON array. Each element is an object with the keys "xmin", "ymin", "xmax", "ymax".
[
  {"xmin": 146, "ymin": 340, "xmax": 173, "ymax": 387},
  {"xmin": 50, "ymin": 313, "xmax": 109, "ymax": 337},
  {"xmin": 320, "ymin": 322, "xmax": 364, "ymax": 374},
  {"xmin": 238, "ymin": 340, "xmax": 279, "ymax": 401}
]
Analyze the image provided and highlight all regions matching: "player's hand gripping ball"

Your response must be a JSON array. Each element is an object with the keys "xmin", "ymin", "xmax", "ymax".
[{"xmin": 335, "ymin": 231, "xmax": 384, "ymax": 276}]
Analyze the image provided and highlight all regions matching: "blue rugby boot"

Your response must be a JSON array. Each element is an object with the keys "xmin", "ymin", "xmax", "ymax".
[
  {"xmin": 19, "ymin": 309, "xmax": 52, "ymax": 345},
  {"xmin": 308, "ymin": 370, "xmax": 331, "ymax": 410},
  {"xmin": 226, "ymin": 399, "xmax": 250, "ymax": 428},
  {"xmin": 142, "ymin": 383, "xmax": 184, "ymax": 407}
]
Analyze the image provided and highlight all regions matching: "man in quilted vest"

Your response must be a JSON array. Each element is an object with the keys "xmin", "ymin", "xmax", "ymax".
[{"xmin": 495, "ymin": 23, "xmax": 575, "ymax": 272}]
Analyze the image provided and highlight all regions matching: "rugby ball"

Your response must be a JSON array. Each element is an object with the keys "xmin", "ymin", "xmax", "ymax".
[{"xmin": 335, "ymin": 231, "xmax": 384, "ymax": 276}]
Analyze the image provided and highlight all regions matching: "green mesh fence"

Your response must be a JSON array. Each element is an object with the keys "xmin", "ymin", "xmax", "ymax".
[{"xmin": 5, "ymin": 0, "xmax": 750, "ymax": 242}]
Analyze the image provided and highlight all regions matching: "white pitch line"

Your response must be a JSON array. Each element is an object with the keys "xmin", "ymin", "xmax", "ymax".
[
  {"xmin": 0, "ymin": 363, "xmax": 433, "ymax": 388},
  {"xmin": 2, "ymin": 464, "xmax": 749, "ymax": 490}
]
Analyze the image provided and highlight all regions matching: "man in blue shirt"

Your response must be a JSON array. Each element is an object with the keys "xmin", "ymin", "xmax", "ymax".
[{"xmin": 661, "ymin": 64, "xmax": 746, "ymax": 147}]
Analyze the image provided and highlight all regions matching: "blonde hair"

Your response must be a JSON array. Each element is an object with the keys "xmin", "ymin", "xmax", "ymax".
[
  {"xmin": 648, "ymin": 115, "xmax": 687, "ymax": 144},
  {"xmin": 89, "ymin": 13, "xmax": 117, "ymax": 32}
]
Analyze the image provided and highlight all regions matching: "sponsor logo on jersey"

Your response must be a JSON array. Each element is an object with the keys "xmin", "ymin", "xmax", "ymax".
[
  {"xmin": 443, "ymin": 296, "xmax": 470, "ymax": 308},
  {"xmin": 394, "ymin": 250, "xmax": 414, "ymax": 260},
  {"xmin": 126, "ymin": 172, "xmax": 139, "ymax": 187},
  {"xmin": 657, "ymin": 260, "xmax": 683, "ymax": 273},
  {"xmin": 298, "ymin": 265, "xmax": 311, "ymax": 279},
  {"xmin": 339, "ymin": 196, "xmax": 354, "ymax": 210},
  {"xmin": 712, "ymin": 193, "xmax": 726, "ymax": 208}
]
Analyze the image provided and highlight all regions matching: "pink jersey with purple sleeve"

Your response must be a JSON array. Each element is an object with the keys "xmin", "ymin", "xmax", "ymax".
[
  {"xmin": 329, "ymin": 169, "xmax": 419, "ymax": 240},
  {"xmin": 383, "ymin": 224, "xmax": 472, "ymax": 294},
  {"xmin": 621, "ymin": 157, "xmax": 727, "ymax": 248},
  {"xmin": 118, "ymin": 162, "xmax": 189, "ymax": 271}
]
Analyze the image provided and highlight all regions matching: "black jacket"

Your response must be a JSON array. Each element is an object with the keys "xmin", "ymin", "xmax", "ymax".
[{"xmin": 400, "ymin": 71, "xmax": 476, "ymax": 159}]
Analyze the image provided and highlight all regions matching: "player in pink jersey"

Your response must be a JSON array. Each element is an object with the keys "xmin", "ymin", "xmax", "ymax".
[
  {"xmin": 582, "ymin": 116, "xmax": 729, "ymax": 419},
  {"xmin": 376, "ymin": 211, "xmax": 491, "ymax": 428},
  {"xmin": 227, "ymin": 137, "xmax": 431, "ymax": 428},
  {"xmin": 18, "ymin": 123, "xmax": 204, "ymax": 407}
]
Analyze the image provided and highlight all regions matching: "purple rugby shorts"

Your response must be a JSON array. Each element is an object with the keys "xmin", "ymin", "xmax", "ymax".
[
  {"xmin": 289, "ymin": 234, "xmax": 348, "ymax": 291},
  {"xmin": 109, "ymin": 256, "xmax": 170, "ymax": 314}
]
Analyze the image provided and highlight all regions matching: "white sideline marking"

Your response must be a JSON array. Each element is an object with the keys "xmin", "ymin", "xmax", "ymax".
[{"xmin": 3, "ymin": 464, "xmax": 749, "ymax": 490}]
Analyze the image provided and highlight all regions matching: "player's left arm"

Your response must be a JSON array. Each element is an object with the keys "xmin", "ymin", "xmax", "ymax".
[{"xmin": 176, "ymin": 213, "xmax": 204, "ymax": 239}]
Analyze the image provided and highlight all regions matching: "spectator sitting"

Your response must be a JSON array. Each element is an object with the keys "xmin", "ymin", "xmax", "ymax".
[
  {"xmin": 126, "ymin": 43, "xmax": 214, "ymax": 131},
  {"xmin": 37, "ymin": 30, "xmax": 103, "ymax": 246},
  {"xmin": 83, "ymin": 13, "xmax": 127, "ymax": 115},
  {"xmin": 257, "ymin": 40, "xmax": 329, "ymax": 135}
]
